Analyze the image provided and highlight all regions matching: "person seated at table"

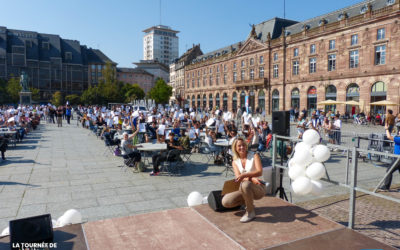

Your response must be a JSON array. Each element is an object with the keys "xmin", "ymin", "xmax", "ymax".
[
  {"xmin": 122, "ymin": 118, "xmax": 131, "ymax": 130},
  {"xmin": 120, "ymin": 129, "xmax": 141, "ymax": 167},
  {"xmin": 0, "ymin": 135, "xmax": 7, "ymax": 160},
  {"xmin": 258, "ymin": 121, "xmax": 271, "ymax": 152},
  {"xmin": 189, "ymin": 122, "xmax": 200, "ymax": 151},
  {"xmin": 113, "ymin": 124, "xmax": 124, "ymax": 141},
  {"xmin": 172, "ymin": 121, "xmax": 181, "ymax": 137},
  {"xmin": 178, "ymin": 130, "xmax": 190, "ymax": 151},
  {"xmin": 156, "ymin": 119, "xmax": 167, "ymax": 143},
  {"xmin": 222, "ymin": 137, "xmax": 267, "ymax": 223},
  {"xmin": 145, "ymin": 121, "xmax": 158, "ymax": 142},
  {"xmin": 205, "ymin": 129, "xmax": 223, "ymax": 161},
  {"xmin": 215, "ymin": 116, "xmax": 225, "ymax": 139},
  {"xmin": 150, "ymin": 132, "xmax": 183, "ymax": 176}
]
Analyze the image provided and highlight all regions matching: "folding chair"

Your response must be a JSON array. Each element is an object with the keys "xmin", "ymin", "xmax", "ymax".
[
  {"xmin": 160, "ymin": 149, "xmax": 184, "ymax": 176},
  {"xmin": 103, "ymin": 134, "xmax": 119, "ymax": 156},
  {"xmin": 199, "ymin": 142, "xmax": 216, "ymax": 164}
]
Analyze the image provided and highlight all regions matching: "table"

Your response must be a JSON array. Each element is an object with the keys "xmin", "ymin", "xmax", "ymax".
[
  {"xmin": 136, "ymin": 142, "xmax": 167, "ymax": 167},
  {"xmin": 214, "ymin": 139, "xmax": 231, "ymax": 147}
]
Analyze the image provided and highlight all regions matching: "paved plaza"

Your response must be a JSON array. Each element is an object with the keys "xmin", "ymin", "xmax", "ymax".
[{"xmin": 0, "ymin": 119, "xmax": 399, "ymax": 247}]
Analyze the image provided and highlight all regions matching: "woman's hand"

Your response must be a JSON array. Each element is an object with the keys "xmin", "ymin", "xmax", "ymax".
[{"xmin": 235, "ymin": 173, "xmax": 247, "ymax": 183}]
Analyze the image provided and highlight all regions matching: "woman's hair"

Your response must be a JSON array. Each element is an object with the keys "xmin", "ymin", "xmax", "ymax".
[{"xmin": 231, "ymin": 137, "xmax": 248, "ymax": 160}]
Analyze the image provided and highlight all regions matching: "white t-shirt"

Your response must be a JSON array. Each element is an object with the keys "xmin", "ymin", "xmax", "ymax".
[{"xmin": 334, "ymin": 119, "xmax": 342, "ymax": 129}]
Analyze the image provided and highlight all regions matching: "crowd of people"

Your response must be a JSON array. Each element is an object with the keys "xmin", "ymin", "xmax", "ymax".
[{"xmin": 0, "ymin": 105, "xmax": 42, "ymax": 161}]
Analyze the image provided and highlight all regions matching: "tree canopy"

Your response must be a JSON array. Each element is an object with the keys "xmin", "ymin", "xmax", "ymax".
[{"xmin": 147, "ymin": 78, "xmax": 172, "ymax": 104}]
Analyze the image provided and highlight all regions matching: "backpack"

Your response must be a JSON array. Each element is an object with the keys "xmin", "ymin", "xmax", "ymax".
[{"xmin": 114, "ymin": 147, "xmax": 121, "ymax": 156}]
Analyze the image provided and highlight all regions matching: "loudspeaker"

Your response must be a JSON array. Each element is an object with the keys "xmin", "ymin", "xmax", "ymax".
[
  {"xmin": 208, "ymin": 190, "xmax": 225, "ymax": 212},
  {"xmin": 272, "ymin": 111, "xmax": 290, "ymax": 136},
  {"xmin": 207, "ymin": 190, "xmax": 241, "ymax": 212},
  {"xmin": 10, "ymin": 214, "xmax": 53, "ymax": 249}
]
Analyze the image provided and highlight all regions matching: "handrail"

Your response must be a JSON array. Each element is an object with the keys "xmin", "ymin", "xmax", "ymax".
[{"xmin": 271, "ymin": 133, "xmax": 400, "ymax": 229}]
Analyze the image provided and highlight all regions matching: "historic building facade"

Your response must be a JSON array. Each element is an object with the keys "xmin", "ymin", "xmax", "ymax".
[
  {"xmin": 185, "ymin": 0, "xmax": 400, "ymax": 115},
  {"xmin": 116, "ymin": 67, "xmax": 154, "ymax": 93},
  {"xmin": 169, "ymin": 44, "xmax": 203, "ymax": 105},
  {"xmin": 0, "ymin": 26, "xmax": 114, "ymax": 101}
]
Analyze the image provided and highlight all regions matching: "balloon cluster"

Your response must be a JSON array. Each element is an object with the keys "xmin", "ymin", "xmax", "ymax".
[
  {"xmin": 0, "ymin": 209, "xmax": 82, "ymax": 236},
  {"xmin": 289, "ymin": 129, "xmax": 330, "ymax": 196}
]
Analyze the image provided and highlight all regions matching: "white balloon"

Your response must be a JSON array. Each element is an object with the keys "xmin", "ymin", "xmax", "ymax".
[
  {"xmin": 1, "ymin": 227, "xmax": 9, "ymax": 236},
  {"xmin": 202, "ymin": 196, "xmax": 208, "ymax": 204},
  {"xmin": 306, "ymin": 162, "xmax": 326, "ymax": 180},
  {"xmin": 57, "ymin": 209, "xmax": 82, "ymax": 227},
  {"xmin": 302, "ymin": 129, "xmax": 320, "ymax": 146},
  {"xmin": 187, "ymin": 191, "xmax": 203, "ymax": 206},
  {"xmin": 52, "ymin": 219, "xmax": 58, "ymax": 228},
  {"xmin": 288, "ymin": 165, "xmax": 306, "ymax": 180},
  {"xmin": 311, "ymin": 180, "xmax": 323, "ymax": 195},
  {"xmin": 291, "ymin": 176, "xmax": 313, "ymax": 195},
  {"xmin": 293, "ymin": 148, "xmax": 313, "ymax": 166},
  {"xmin": 288, "ymin": 158, "xmax": 297, "ymax": 168},
  {"xmin": 295, "ymin": 142, "xmax": 311, "ymax": 153},
  {"xmin": 313, "ymin": 145, "xmax": 331, "ymax": 162}
]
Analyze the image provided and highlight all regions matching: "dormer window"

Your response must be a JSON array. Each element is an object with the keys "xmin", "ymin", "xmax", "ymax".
[
  {"xmin": 65, "ymin": 52, "xmax": 72, "ymax": 60},
  {"xmin": 338, "ymin": 13, "xmax": 347, "ymax": 21},
  {"xmin": 318, "ymin": 19, "xmax": 326, "ymax": 26},
  {"xmin": 360, "ymin": 5, "xmax": 368, "ymax": 14},
  {"xmin": 25, "ymin": 40, "xmax": 32, "ymax": 48},
  {"xmin": 302, "ymin": 24, "xmax": 310, "ymax": 30},
  {"xmin": 42, "ymin": 42, "xmax": 49, "ymax": 50},
  {"xmin": 387, "ymin": 0, "xmax": 395, "ymax": 6}
]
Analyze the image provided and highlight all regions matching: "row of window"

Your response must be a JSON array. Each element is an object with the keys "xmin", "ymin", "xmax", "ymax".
[
  {"xmin": 188, "ymin": 56, "xmax": 264, "ymax": 78},
  {"xmin": 272, "ymin": 28, "xmax": 385, "ymax": 61}
]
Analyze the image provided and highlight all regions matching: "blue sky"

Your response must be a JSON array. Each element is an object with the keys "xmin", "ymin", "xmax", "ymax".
[{"xmin": 1, "ymin": 0, "xmax": 362, "ymax": 67}]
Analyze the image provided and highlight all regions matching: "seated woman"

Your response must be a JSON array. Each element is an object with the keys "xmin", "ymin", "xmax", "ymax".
[
  {"xmin": 205, "ymin": 129, "xmax": 223, "ymax": 161},
  {"xmin": 120, "ymin": 127, "xmax": 141, "ymax": 168},
  {"xmin": 222, "ymin": 137, "xmax": 267, "ymax": 223}
]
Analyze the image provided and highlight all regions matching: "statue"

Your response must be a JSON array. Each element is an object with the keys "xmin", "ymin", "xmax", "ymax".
[{"xmin": 20, "ymin": 71, "xmax": 29, "ymax": 92}]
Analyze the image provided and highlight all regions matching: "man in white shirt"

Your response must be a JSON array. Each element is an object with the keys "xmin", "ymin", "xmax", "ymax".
[{"xmin": 333, "ymin": 114, "xmax": 342, "ymax": 145}]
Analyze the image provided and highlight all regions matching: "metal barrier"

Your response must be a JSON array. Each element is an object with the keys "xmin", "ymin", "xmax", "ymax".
[{"xmin": 271, "ymin": 133, "xmax": 400, "ymax": 229}]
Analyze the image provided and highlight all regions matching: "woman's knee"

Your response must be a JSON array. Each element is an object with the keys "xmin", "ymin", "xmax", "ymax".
[{"xmin": 239, "ymin": 180, "xmax": 252, "ymax": 193}]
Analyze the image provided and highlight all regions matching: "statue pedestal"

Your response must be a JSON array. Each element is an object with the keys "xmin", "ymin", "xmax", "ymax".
[{"xmin": 19, "ymin": 92, "xmax": 32, "ymax": 105}]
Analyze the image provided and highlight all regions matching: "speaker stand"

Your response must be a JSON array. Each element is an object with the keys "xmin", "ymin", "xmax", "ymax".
[{"xmin": 274, "ymin": 138, "xmax": 289, "ymax": 201}]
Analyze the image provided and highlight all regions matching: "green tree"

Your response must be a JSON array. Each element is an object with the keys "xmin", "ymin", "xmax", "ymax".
[
  {"xmin": 30, "ymin": 88, "xmax": 40, "ymax": 102},
  {"xmin": 6, "ymin": 77, "xmax": 22, "ymax": 103},
  {"xmin": 51, "ymin": 91, "xmax": 64, "ymax": 106},
  {"xmin": 147, "ymin": 78, "xmax": 172, "ymax": 104},
  {"xmin": 81, "ymin": 86, "xmax": 102, "ymax": 105},
  {"xmin": 65, "ymin": 94, "xmax": 81, "ymax": 105},
  {"xmin": 125, "ymin": 84, "xmax": 145, "ymax": 103}
]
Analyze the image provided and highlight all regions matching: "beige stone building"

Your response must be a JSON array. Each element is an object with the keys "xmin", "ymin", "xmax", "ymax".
[{"xmin": 185, "ymin": 0, "xmax": 400, "ymax": 115}]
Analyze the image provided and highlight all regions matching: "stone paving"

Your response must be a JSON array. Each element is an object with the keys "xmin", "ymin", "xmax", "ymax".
[{"xmin": 0, "ymin": 119, "xmax": 399, "ymax": 248}]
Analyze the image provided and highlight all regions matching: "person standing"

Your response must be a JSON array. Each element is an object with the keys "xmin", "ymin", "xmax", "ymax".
[
  {"xmin": 65, "ymin": 105, "xmax": 72, "ymax": 125},
  {"xmin": 385, "ymin": 109, "xmax": 395, "ymax": 133},
  {"xmin": 380, "ymin": 124, "xmax": 400, "ymax": 191},
  {"xmin": 56, "ymin": 106, "xmax": 63, "ymax": 127}
]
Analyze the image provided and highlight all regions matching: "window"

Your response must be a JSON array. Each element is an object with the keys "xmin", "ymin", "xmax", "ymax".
[
  {"xmin": 350, "ymin": 50, "xmax": 359, "ymax": 68},
  {"xmin": 293, "ymin": 48, "xmax": 299, "ymax": 57},
  {"xmin": 65, "ymin": 52, "xmax": 72, "ymax": 60},
  {"xmin": 203, "ymin": 69, "xmax": 206, "ymax": 74},
  {"xmin": 42, "ymin": 42, "xmax": 49, "ymax": 50},
  {"xmin": 233, "ymin": 72, "xmax": 237, "ymax": 82},
  {"xmin": 310, "ymin": 44, "xmax": 316, "ymax": 54},
  {"xmin": 273, "ymin": 53, "xmax": 278, "ymax": 61},
  {"xmin": 241, "ymin": 70, "xmax": 245, "ymax": 80},
  {"xmin": 351, "ymin": 34, "xmax": 358, "ymax": 46},
  {"xmin": 329, "ymin": 40, "xmax": 335, "ymax": 50},
  {"xmin": 192, "ymin": 79, "xmax": 195, "ymax": 88},
  {"xmin": 250, "ymin": 58, "xmax": 254, "ymax": 65},
  {"xmin": 209, "ymin": 76, "xmax": 213, "ymax": 86},
  {"xmin": 293, "ymin": 60, "xmax": 299, "ymax": 75},
  {"xmin": 25, "ymin": 40, "xmax": 32, "ymax": 48},
  {"xmin": 259, "ymin": 67, "xmax": 264, "ymax": 78},
  {"xmin": 377, "ymin": 28, "xmax": 385, "ymax": 40},
  {"xmin": 216, "ymin": 74, "xmax": 220, "ymax": 85},
  {"xmin": 241, "ymin": 60, "xmax": 245, "ymax": 67},
  {"xmin": 250, "ymin": 69, "xmax": 254, "ymax": 80},
  {"xmin": 223, "ymin": 73, "xmax": 227, "ymax": 84},
  {"xmin": 309, "ymin": 57, "xmax": 317, "ymax": 73},
  {"xmin": 192, "ymin": 72, "xmax": 194, "ymax": 77},
  {"xmin": 259, "ymin": 56, "xmax": 264, "ymax": 64},
  {"xmin": 209, "ymin": 68, "xmax": 212, "ymax": 74},
  {"xmin": 224, "ymin": 64, "xmax": 227, "ymax": 71},
  {"xmin": 197, "ymin": 79, "xmax": 200, "ymax": 87},
  {"xmin": 273, "ymin": 64, "xmax": 279, "ymax": 78},
  {"xmin": 216, "ymin": 65, "xmax": 219, "ymax": 72},
  {"xmin": 203, "ymin": 77, "xmax": 206, "ymax": 86},
  {"xmin": 198, "ymin": 70, "xmax": 200, "ymax": 76},
  {"xmin": 233, "ymin": 62, "xmax": 237, "ymax": 70},
  {"xmin": 375, "ymin": 45, "xmax": 386, "ymax": 65},
  {"xmin": 328, "ymin": 54, "xmax": 336, "ymax": 71}
]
